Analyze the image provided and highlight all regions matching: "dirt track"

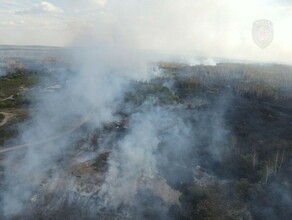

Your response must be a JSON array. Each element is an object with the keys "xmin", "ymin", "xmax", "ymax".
[
  {"xmin": 0, "ymin": 112, "xmax": 92, "ymax": 154},
  {"xmin": 0, "ymin": 112, "xmax": 14, "ymax": 127},
  {"xmin": 0, "ymin": 95, "xmax": 14, "ymax": 102}
]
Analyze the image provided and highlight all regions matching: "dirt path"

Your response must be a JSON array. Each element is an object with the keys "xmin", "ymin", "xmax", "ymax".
[
  {"xmin": 0, "ymin": 112, "xmax": 14, "ymax": 127},
  {"xmin": 0, "ymin": 112, "xmax": 92, "ymax": 154},
  {"xmin": 0, "ymin": 95, "xmax": 14, "ymax": 102}
]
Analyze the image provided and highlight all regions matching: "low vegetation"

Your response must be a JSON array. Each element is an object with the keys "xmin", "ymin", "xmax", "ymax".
[
  {"xmin": 0, "ymin": 68, "xmax": 39, "ymax": 98},
  {"xmin": 123, "ymin": 63, "xmax": 292, "ymax": 219},
  {"xmin": 0, "ymin": 68, "xmax": 39, "ymax": 145}
]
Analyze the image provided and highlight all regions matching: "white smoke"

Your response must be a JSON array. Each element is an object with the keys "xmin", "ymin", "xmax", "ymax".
[
  {"xmin": 0, "ymin": 0, "xmax": 264, "ymax": 218},
  {"xmin": 99, "ymin": 112, "xmax": 161, "ymax": 207},
  {"xmin": 0, "ymin": 35, "xmax": 154, "ymax": 217}
]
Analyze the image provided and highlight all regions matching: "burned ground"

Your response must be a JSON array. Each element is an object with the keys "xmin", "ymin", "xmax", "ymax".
[{"xmin": 0, "ymin": 63, "xmax": 292, "ymax": 220}]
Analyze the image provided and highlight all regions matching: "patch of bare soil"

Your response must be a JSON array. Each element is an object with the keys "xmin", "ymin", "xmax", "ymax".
[{"xmin": 0, "ymin": 112, "xmax": 14, "ymax": 127}]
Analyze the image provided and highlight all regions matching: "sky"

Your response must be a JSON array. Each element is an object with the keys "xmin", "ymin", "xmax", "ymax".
[{"xmin": 0, "ymin": 0, "xmax": 291, "ymax": 64}]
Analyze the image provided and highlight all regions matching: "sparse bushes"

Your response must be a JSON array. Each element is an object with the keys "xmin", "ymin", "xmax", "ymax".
[
  {"xmin": 0, "ymin": 68, "xmax": 39, "ymax": 108},
  {"xmin": 234, "ymin": 178, "xmax": 254, "ymax": 201},
  {"xmin": 124, "ymin": 80, "xmax": 180, "ymax": 106},
  {"xmin": 0, "ymin": 94, "xmax": 30, "ymax": 109}
]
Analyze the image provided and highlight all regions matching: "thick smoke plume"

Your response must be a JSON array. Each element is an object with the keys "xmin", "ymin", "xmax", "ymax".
[
  {"xmin": 0, "ymin": 41, "xmax": 231, "ymax": 218},
  {"xmin": 0, "ymin": 38, "xmax": 153, "ymax": 217}
]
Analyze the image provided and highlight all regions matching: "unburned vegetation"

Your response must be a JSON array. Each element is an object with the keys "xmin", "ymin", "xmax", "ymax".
[{"xmin": 121, "ymin": 63, "xmax": 292, "ymax": 220}]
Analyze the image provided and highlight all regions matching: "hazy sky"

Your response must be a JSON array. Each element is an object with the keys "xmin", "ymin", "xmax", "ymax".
[{"xmin": 0, "ymin": 0, "xmax": 291, "ymax": 63}]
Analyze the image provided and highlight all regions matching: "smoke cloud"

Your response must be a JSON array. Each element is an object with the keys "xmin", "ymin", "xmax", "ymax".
[{"xmin": 0, "ymin": 32, "xmax": 153, "ymax": 217}]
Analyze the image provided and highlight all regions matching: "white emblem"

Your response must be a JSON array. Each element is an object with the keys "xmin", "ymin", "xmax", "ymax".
[{"xmin": 252, "ymin": 19, "xmax": 273, "ymax": 49}]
